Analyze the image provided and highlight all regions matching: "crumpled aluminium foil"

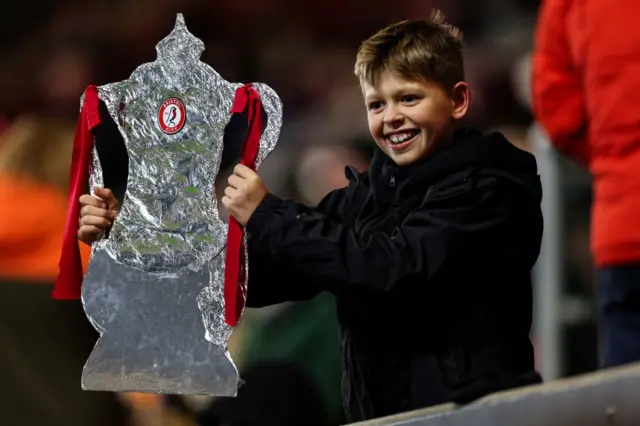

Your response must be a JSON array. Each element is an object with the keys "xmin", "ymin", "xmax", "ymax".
[{"xmin": 81, "ymin": 14, "xmax": 283, "ymax": 396}]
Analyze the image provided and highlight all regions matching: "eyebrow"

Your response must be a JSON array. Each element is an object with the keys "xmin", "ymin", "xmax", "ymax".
[
  {"xmin": 365, "ymin": 85, "xmax": 424, "ymax": 102},
  {"xmin": 364, "ymin": 94, "xmax": 379, "ymax": 103}
]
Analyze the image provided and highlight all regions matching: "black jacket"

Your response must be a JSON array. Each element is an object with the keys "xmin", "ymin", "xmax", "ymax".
[{"xmin": 245, "ymin": 127, "xmax": 543, "ymax": 422}]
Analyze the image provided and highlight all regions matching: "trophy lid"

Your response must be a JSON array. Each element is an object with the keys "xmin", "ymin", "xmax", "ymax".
[{"xmin": 155, "ymin": 13, "xmax": 206, "ymax": 64}]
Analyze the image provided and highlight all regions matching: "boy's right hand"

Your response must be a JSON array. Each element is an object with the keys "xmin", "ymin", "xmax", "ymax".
[{"xmin": 78, "ymin": 187, "xmax": 120, "ymax": 245}]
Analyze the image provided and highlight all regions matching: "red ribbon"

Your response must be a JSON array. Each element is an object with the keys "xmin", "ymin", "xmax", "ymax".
[
  {"xmin": 53, "ymin": 85, "xmax": 101, "ymax": 299},
  {"xmin": 224, "ymin": 84, "xmax": 263, "ymax": 326}
]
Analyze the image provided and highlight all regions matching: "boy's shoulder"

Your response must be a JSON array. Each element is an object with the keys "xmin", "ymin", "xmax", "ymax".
[{"xmin": 427, "ymin": 127, "xmax": 541, "ymax": 198}]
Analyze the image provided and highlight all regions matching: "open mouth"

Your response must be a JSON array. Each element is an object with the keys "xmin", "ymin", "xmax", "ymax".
[{"xmin": 386, "ymin": 129, "xmax": 420, "ymax": 150}]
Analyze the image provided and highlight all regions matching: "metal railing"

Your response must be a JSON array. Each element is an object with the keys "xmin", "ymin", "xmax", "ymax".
[
  {"xmin": 531, "ymin": 124, "xmax": 564, "ymax": 381},
  {"xmin": 348, "ymin": 363, "xmax": 640, "ymax": 426}
]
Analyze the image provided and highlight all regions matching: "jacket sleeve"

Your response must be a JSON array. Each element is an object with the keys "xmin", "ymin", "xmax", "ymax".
[
  {"xmin": 532, "ymin": 0, "xmax": 589, "ymax": 166},
  {"xmin": 246, "ymin": 179, "xmax": 514, "ymax": 293},
  {"xmin": 245, "ymin": 187, "xmax": 346, "ymax": 308}
]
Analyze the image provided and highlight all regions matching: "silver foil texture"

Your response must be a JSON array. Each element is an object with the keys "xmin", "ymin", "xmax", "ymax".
[{"xmin": 81, "ymin": 14, "xmax": 283, "ymax": 395}]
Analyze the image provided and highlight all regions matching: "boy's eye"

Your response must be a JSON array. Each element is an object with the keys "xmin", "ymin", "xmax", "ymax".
[
  {"xmin": 368, "ymin": 101, "xmax": 384, "ymax": 111},
  {"xmin": 401, "ymin": 95, "xmax": 419, "ymax": 104}
]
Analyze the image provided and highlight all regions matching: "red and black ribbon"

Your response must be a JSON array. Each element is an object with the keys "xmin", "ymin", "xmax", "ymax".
[
  {"xmin": 53, "ymin": 85, "xmax": 101, "ymax": 299},
  {"xmin": 224, "ymin": 84, "xmax": 263, "ymax": 326}
]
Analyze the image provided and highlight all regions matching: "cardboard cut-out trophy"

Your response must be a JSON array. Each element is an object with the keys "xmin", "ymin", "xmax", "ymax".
[{"xmin": 53, "ymin": 14, "xmax": 283, "ymax": 396}]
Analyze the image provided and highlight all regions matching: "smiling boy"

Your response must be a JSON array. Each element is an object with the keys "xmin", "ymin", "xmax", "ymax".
[{"xmin": 78, "ymin": 11, "xmax": 544, "ymax": 423}]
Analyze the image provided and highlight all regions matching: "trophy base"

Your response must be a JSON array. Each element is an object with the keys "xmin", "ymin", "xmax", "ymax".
[
  {"xmin": 81, "ymin": 340, "xmax": 237, "ymax": 396},
  {"xmin": 81, "ymin": 250, "xmax": 238, "ymax": 396}
]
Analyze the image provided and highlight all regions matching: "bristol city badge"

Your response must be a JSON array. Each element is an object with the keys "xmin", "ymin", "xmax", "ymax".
[{"xmin": 158, "ymin": 97, "xmax": 186, "ymax": 134}]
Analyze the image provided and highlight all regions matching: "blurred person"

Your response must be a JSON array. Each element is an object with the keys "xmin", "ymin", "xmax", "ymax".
[
  {"xmin": 0, "ymin": 116, "xmax": 126, "ymax": 426},
  {"xmin": 79, "ymin": 12, "xmax": 544, "ymax": 422},
  {"xmin": 0, "ymin": 116, "xmax": 6, "ymax": 137},
  {"xmin": 495, "ymin": 125, "xmax": 532, "ymax": 153},
  {"xmin": 226, "ymin": 294, "xmax": 343, "ymax": 426},
  {"xmin": 0, "ymin": 116, "xmax": 84, "ymax": 277},
  {"xmin": 37, "ymin": 45, "xmax": 96, "ymax": 121},
  {"xmin": 532, "ymin": 0, "xmax": 640, "ymax": 367},
  {"xmin": 198, "ymin": 361, "xmax": 327, "ymax": 426},
  {"xmin": 295, "ymin": 142, "xmax": 371, "ymax": 205},
  {"xmin": 0, "ymin": 46, "xmax": 42, "ymax": 120}
]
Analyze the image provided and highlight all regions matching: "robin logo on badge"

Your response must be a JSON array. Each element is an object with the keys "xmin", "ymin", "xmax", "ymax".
[{"xmin": 158, "ymin": 98, "xmax": 186, "ymax": 134}]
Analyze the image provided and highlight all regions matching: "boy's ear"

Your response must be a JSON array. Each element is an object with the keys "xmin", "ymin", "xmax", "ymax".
[{"xmin": 451, "ymin": 82, "xmax": 471, "ymax": 120}]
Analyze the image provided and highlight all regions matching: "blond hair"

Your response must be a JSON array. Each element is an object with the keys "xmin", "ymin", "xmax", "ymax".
[
  {"xmin": 0, "ymin": 116, "xmax": 75, "ymax": 192},
  {"xmin": 354, "ymin": 10, "xmax": 465, "ymax": 90}
]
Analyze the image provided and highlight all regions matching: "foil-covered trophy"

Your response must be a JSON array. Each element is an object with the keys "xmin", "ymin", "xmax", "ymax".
[{"xmin": 53, "ymin": 14, "xmax": 283, "ymax": 396}]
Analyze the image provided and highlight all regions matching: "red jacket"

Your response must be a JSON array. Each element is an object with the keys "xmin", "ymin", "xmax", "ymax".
[
  {"xmin": 533, "ymin": 0, "xmax": 640, "ymax": 267},
  {"xmin": 0, "ymin": 174, "xmax": 91, "ymax": 282}
]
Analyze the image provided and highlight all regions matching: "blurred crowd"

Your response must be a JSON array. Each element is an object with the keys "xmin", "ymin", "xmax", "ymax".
[{"xmin": 0, "ymin": 1, "xmax": 597, "ymax": 425}]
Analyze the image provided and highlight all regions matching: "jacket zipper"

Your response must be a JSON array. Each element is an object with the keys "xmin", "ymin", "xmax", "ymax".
[
  {"xmin": 389, "ymin": 170, "xmax": 396, "ymax": 187},
  {"xmin": 425, "ymin": 185, "xmax": 434, "ymax": 198}
]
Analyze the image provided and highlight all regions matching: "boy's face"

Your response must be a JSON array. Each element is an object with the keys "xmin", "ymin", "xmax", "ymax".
[{"xmin": 362, "ymin": 71, "xmax": 469, "ymax": 166}]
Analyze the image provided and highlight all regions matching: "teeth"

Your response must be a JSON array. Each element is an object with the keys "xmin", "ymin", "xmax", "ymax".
[{"xmin": 389, "ymin": 131, "xmax": 417, "ymax": 144}]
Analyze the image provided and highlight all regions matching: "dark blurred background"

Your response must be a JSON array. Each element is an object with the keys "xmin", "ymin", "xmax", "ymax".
[{"xmin": 0, "ymin": 1, "xmax": 595, "ymax": 425}]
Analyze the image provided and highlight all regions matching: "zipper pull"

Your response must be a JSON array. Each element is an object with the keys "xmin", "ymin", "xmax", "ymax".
[
  {"xmin": 389, "ymin": 170, "xmax": 396, "ymax": 188},
  {"xmin": 426, "ymin": 185, "xmax": 434, "ymax": 198}
]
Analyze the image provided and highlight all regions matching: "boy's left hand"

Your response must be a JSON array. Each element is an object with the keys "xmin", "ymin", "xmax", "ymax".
[{"xmin": 222, "ymin": 164, "xmax": 269, "ymax": 226}]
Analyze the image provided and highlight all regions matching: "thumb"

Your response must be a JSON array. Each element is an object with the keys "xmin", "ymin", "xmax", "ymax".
[{"xmin": 94, "ymin": 187, "xmax": 120, "ymax": 211}]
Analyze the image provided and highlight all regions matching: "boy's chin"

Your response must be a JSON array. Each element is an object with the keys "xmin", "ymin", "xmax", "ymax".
[
  {"xmin": 374, "ymin": 139, "xmax": 429, "ymax": 166},
  {"xmin": 387, "ymin": 147, "xmax": 428, "ymax": 166},
  {"xmin": 391, "ymin": 155, "xmax": 416, "ymax": 166}
]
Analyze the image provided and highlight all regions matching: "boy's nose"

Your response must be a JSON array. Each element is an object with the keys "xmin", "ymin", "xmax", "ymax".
[{"xmin": 382, "ymin": 109, "xmax": 404, "ymax": 125}]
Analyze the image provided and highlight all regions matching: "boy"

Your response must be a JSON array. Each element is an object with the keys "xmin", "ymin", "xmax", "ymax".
[{"xmin": 78, "ymin": 11, "xmax": 543, "ymax": 422}]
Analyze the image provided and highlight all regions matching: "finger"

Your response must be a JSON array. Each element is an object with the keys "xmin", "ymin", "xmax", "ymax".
[
  {"xmin": 227, "ymin": 174, "xmax": 244, "ymax": 190},
  {"xmin": 78, "ymin": 224, "xmax": 103, "ymax": 240},
  {"xmin": 80, "ymin": 205, "xmax": 112, "ymax": 220},
  {"xmin": 221, "ymin": 195, "xmax": 232, "ymax": 209},
  {"xmin": 233, "ymin": 164, "xmax": 256, "ymax": 179},
  {"xmin": 224, "ymin": 185, "xmax": 239, "ymax": 198},
  {"xmin": 79, "ymin": 194, "xmax": 106, "ymax": 209},
  {"xmin": 79, "ymin": 214, "xmax": 112, "ymax": 228},
  {"xmin": 94, "ymin": 188, "xmax": 119, "ymax": 210}
]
